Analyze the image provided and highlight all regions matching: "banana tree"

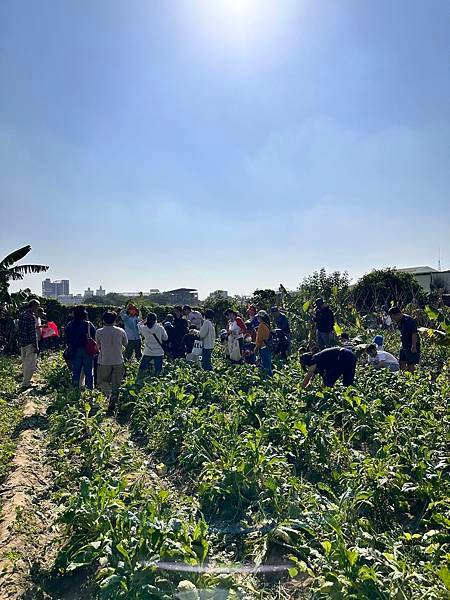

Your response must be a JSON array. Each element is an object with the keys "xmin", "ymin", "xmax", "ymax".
[{"xmin": 0, "ymin": 245, "xmax": 48, "ymax": 303}]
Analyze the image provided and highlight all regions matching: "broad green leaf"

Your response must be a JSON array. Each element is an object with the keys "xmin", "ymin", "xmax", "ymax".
[
  {"xmin": 288, "ymin": 567, "xmax": 298, "ymax": 578},
  {"xmin": 321, "ymin": 540, "xmax": 332, "ymax": 555},
  {"xmin": 333, "ymin": 323, "xmax": 343, "ymax": 336},
  {"xmin": 438, "ymin": 566, "xmax": 450, "ymax": 590}
]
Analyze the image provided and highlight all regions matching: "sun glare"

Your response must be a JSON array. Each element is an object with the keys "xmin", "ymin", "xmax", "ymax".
[{"xmin": 181, "ymin": 0, "xmax": 293, "ymax": 60}]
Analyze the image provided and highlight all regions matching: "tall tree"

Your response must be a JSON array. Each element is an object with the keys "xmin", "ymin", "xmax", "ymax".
[
  {"xmin": 352, "ymin": 268, "xmax": 427, "ymax": 312},
  {"xmin": 298, "ymin": 268, "xmax": 350, "ymax": 302},
  {"xmin": 0, "ymin": 245, "xmax": 48, "ymax": 302}
]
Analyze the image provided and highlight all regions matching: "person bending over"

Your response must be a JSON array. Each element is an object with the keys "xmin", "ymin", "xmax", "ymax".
[{"xmin": 300, "ymin": 346, "xmax": 357, "ymax": 389}]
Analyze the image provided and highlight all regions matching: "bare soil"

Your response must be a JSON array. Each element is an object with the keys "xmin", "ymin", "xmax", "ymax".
[{"xmin": 0, "ymin": 387, "xmax": 60, "ymax": 600}]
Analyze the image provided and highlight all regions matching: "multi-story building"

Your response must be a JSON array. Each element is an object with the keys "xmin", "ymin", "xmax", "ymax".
[
  {"xmin": 96, "ymin": 285, "xmax": 106, "ymax": 297},
  {"xmin": 207, "ymin": 290, "xmax": 229, "ymax": 300},
  {"xmin": 84, "ymin": 287, "xmax": 94, "ymax": 299},
  {"xmin": 42, "ymin": 278, "xmax": 70, "ymax": 298}
]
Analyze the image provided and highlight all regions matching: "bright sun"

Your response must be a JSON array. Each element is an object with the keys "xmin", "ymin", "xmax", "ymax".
[{"xmin": 185, "ymin": 0, "xmax": 281, "ymax": 53}]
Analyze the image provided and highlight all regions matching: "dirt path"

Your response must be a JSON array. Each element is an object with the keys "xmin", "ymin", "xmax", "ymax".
[{"xmin": 0, "ymin": 386, "xmax": 60, "ymax": 600}]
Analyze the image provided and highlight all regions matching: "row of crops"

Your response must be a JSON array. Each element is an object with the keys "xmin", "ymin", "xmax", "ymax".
[
  {"xmin": 0, "ymin": 358, "xmax": 22, "ymax": 484},
  {"xmin": 34, "ymin": 338, "xmax": 450, "ymax": 599}
]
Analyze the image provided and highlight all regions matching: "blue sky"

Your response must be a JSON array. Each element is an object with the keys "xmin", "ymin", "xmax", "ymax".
[{"xmin": 1, "ymin": 0, "xmax": 449, "ymax": 298}]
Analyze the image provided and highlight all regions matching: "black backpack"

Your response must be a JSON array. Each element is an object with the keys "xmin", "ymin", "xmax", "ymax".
[{"xmin": 266, "ymin": 328, "xmax": 289, "ymax": 354}]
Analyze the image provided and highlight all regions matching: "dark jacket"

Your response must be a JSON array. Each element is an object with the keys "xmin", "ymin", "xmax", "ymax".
[
  {"xmin": 181, "ymin": 332, "xmax": 196, "ymax": 355},
  {"xmin": 65, "ymin": 319, "xmax": 96, "ymax": 349},
  {"xmin": 314, "ymin": 306, "xmax": 335, "ymax": 333},
  {"xmin": 172, "ymin": 317, "xmax": 188, "ymax": 357}
]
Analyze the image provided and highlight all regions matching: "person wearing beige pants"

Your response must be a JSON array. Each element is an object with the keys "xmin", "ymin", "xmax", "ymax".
[
  {"xmin": 18, "ymin": 299, "xmax": 41, "ymax": 387},
  {"xmin": 97, "ymin": 364, "xmax": 125, "ymax": 402},
  {"xmin": 95, "ymin": 311, "xmax": 128, "ymax": 412},
  {"xmin": 21, "ymin": 343, "xmax": 38, "ymax": 386}
]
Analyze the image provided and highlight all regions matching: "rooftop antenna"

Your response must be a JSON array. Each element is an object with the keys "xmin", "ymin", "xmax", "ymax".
[{"xmin": 438, "ymin": 246, "xmax": 441, "ymax": 271}]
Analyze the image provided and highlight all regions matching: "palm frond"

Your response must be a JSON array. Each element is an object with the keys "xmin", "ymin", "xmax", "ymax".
[
  {"xmin": 8, "ymin": 264, "xmax": 49, "ymax": 276},
  {"xmin": 0, "ymin": 245, "xmax": 32, "ymax": 269}
]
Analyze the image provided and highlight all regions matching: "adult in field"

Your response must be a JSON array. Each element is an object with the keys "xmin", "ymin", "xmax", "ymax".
[
  {"xmin": 300, "ymin": 347, "xmax": 357, "ymax": 389},
  {"xmin": 365, "ymin": 343, "xmax": 399, "ymax": 372},
  {"xmin": 225, "ymin": 309, "xmax": 247, "ymax": 364},
  {"xmin": 255, "ymin": 310, "xmax": 273, "ymax": 376},
  {"xmin": 270, "ymin": 306, "xmax": 291, "ymax": 358},
  {"xmin": 137, "ymin": 313, "xmax": 168, "ymax": 378},
  {"xmin": 96, "ymin": 311, "xmax": 128, "ymax": 412},
  {"xmin": 171, "ymin": 306, "xmax": 188, "ymax": 358},
  {"xmin": 198, "ymin": 309, "xmax": 216, "ymax": 371},
  {"xmin": 64, "ymin": 306, "xmax": 96, "ymax": 390},
  {"xmin": 388, "ymin": 307, "xmax": 421, "ymax": 372},
  {"xmin": 120, "ymin": 302, "xmax": 142, "ymax": 361},
  {"xmin": 18, "ymin": 299, "xmax": 40, "ymax": 388},
  {"xmin": 313, "ymin": 298, "xmax": 335, "ymax": 350},
  {"xmin": 183, "ymin": 305, "xmax": 203, "ymax": 330}
]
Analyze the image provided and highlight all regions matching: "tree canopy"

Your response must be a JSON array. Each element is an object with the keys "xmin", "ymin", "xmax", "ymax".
[{"xmin": 352, "ymin": 268, "xmax": 427, "ymax": 312}]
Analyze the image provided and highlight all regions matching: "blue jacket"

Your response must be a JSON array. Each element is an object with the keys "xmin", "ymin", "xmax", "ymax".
[{"xmin": 120, "ymin": 309, "xmax": 140, "ymax": 341}]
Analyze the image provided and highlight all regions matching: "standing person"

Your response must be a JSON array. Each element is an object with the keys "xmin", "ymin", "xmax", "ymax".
[
  {"xmin": 120, "ymin": 303, "xmax": 142, "ymax": 361},
  {"xmin": 247, "ymin": 305, "xmax": 260, "ymax": 331},
  {"xmin": 300, "ymin": 347, "xmax": 357, "ymax": 389},
  {"xmin": 313, "ymin": 298, "xmax": 335, "ymax": 350},
  {"xmin": 172, "ymin": 306, "xmax": 188, "ymax": 358},
  {"xmin": 388, "ymin": 307, "xmax": 421, "ymax": 372},
  {"xmin": 225, "ymin": 309, "xmax": 247, "ymax": 364},
  {"xmin": 365, "ymin": 344, "xmax": 400, "ymax": 372},
  {"xmin": 255, "ymin": 310, "xmax": 273, "ymax": 376},
  {"xmin": 95, "ymin": 311, "xmax": 128, "ymax": 412},
  {"xmin": 163, "ymin": 314, "xmax": 175, "ymax": 355},
  {"xmin": 270, "ymin": 306, "xmax": 291, "ymax": 358},
  {"xmin": 198, "ymin": 309, "xmax": 216, "ymax": 371},
  {"xmin": 18, "ymin": 299, "xmax": 40, "ymax": 388},
  {"xmin": 183, "ymin": 305, "xmax": 203, "ymax": 329},
  {"xmin": 64, "ymin": 306, "xmax": 96, "ymax": 390},
  {"xmin": 137, "ymin": 313, "xmax": 168, "ymax": 378}
]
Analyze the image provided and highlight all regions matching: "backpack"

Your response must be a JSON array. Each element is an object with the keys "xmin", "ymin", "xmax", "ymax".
[{"xmin": 266, "ymin": 328, "xmax": 289, "ymax": 354}]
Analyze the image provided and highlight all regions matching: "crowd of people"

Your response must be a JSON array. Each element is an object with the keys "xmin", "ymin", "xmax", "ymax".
[{"xmin": 16, "ymin": 297, "xmax": 421, "ymax": 411}]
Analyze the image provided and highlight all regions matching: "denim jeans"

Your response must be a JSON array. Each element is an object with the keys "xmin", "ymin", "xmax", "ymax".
[
  {"xmin": 316, "ymin": 330, "xmax": 334, "ymax": 350},
  {"xmin": 202, "ymin": 348, "xmax": 213, "ymax": 371},
  {"xmin": 259, "ymin": 346, "xmax": 273, "ymax": 376},
  {"xmin": 72, "ymin": 348, "xmax": 94, "ymax": 389},
  {"xmin": 138, "ymin": 354, "xmax": 163, "ymax": 378}
]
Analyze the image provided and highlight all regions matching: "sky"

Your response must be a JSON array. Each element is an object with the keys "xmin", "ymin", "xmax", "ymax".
[{"xmin": 1, "ymin": 0, "xmax": 449, "ymax": 299}]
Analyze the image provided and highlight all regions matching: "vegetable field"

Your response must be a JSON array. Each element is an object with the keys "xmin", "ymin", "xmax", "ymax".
[{"xmin": 0, "ymin": 343, "xmax": 449, "ymax": 599}]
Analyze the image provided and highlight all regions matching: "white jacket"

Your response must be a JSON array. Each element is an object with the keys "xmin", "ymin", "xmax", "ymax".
[
  {"xmin": 138, "ymin": 322, "xmax": 168, "ymax": 356},
  {"xmin": 198, "ymin": 319, "xmax": 216, "ymax": 350}
]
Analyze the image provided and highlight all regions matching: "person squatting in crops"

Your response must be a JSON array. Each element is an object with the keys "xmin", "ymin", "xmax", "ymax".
[
  {"xmin": 365, "ymin": 343, "xmax": 400, "ymax": 372},
  {"xmin": 64, "ymin": 305, "xmax": 96, "ymax": 390},
  {"xmin": 96, "ymin": 311, "xmax": 128, "ymax": 412},
  {"xmin": 137, "ymin": 312, "xmax": 168, "ymax": 378},
  {"xmin": 120, "ymin": 302, "xmax": 142, "ymax": 361},
  {"xmin": 388, "ymin": 306, "xmax": 421, "ymax": 372},
  {"xmin": 300, "ymin": 346, "xmax": 357, "ymax": 389}
]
